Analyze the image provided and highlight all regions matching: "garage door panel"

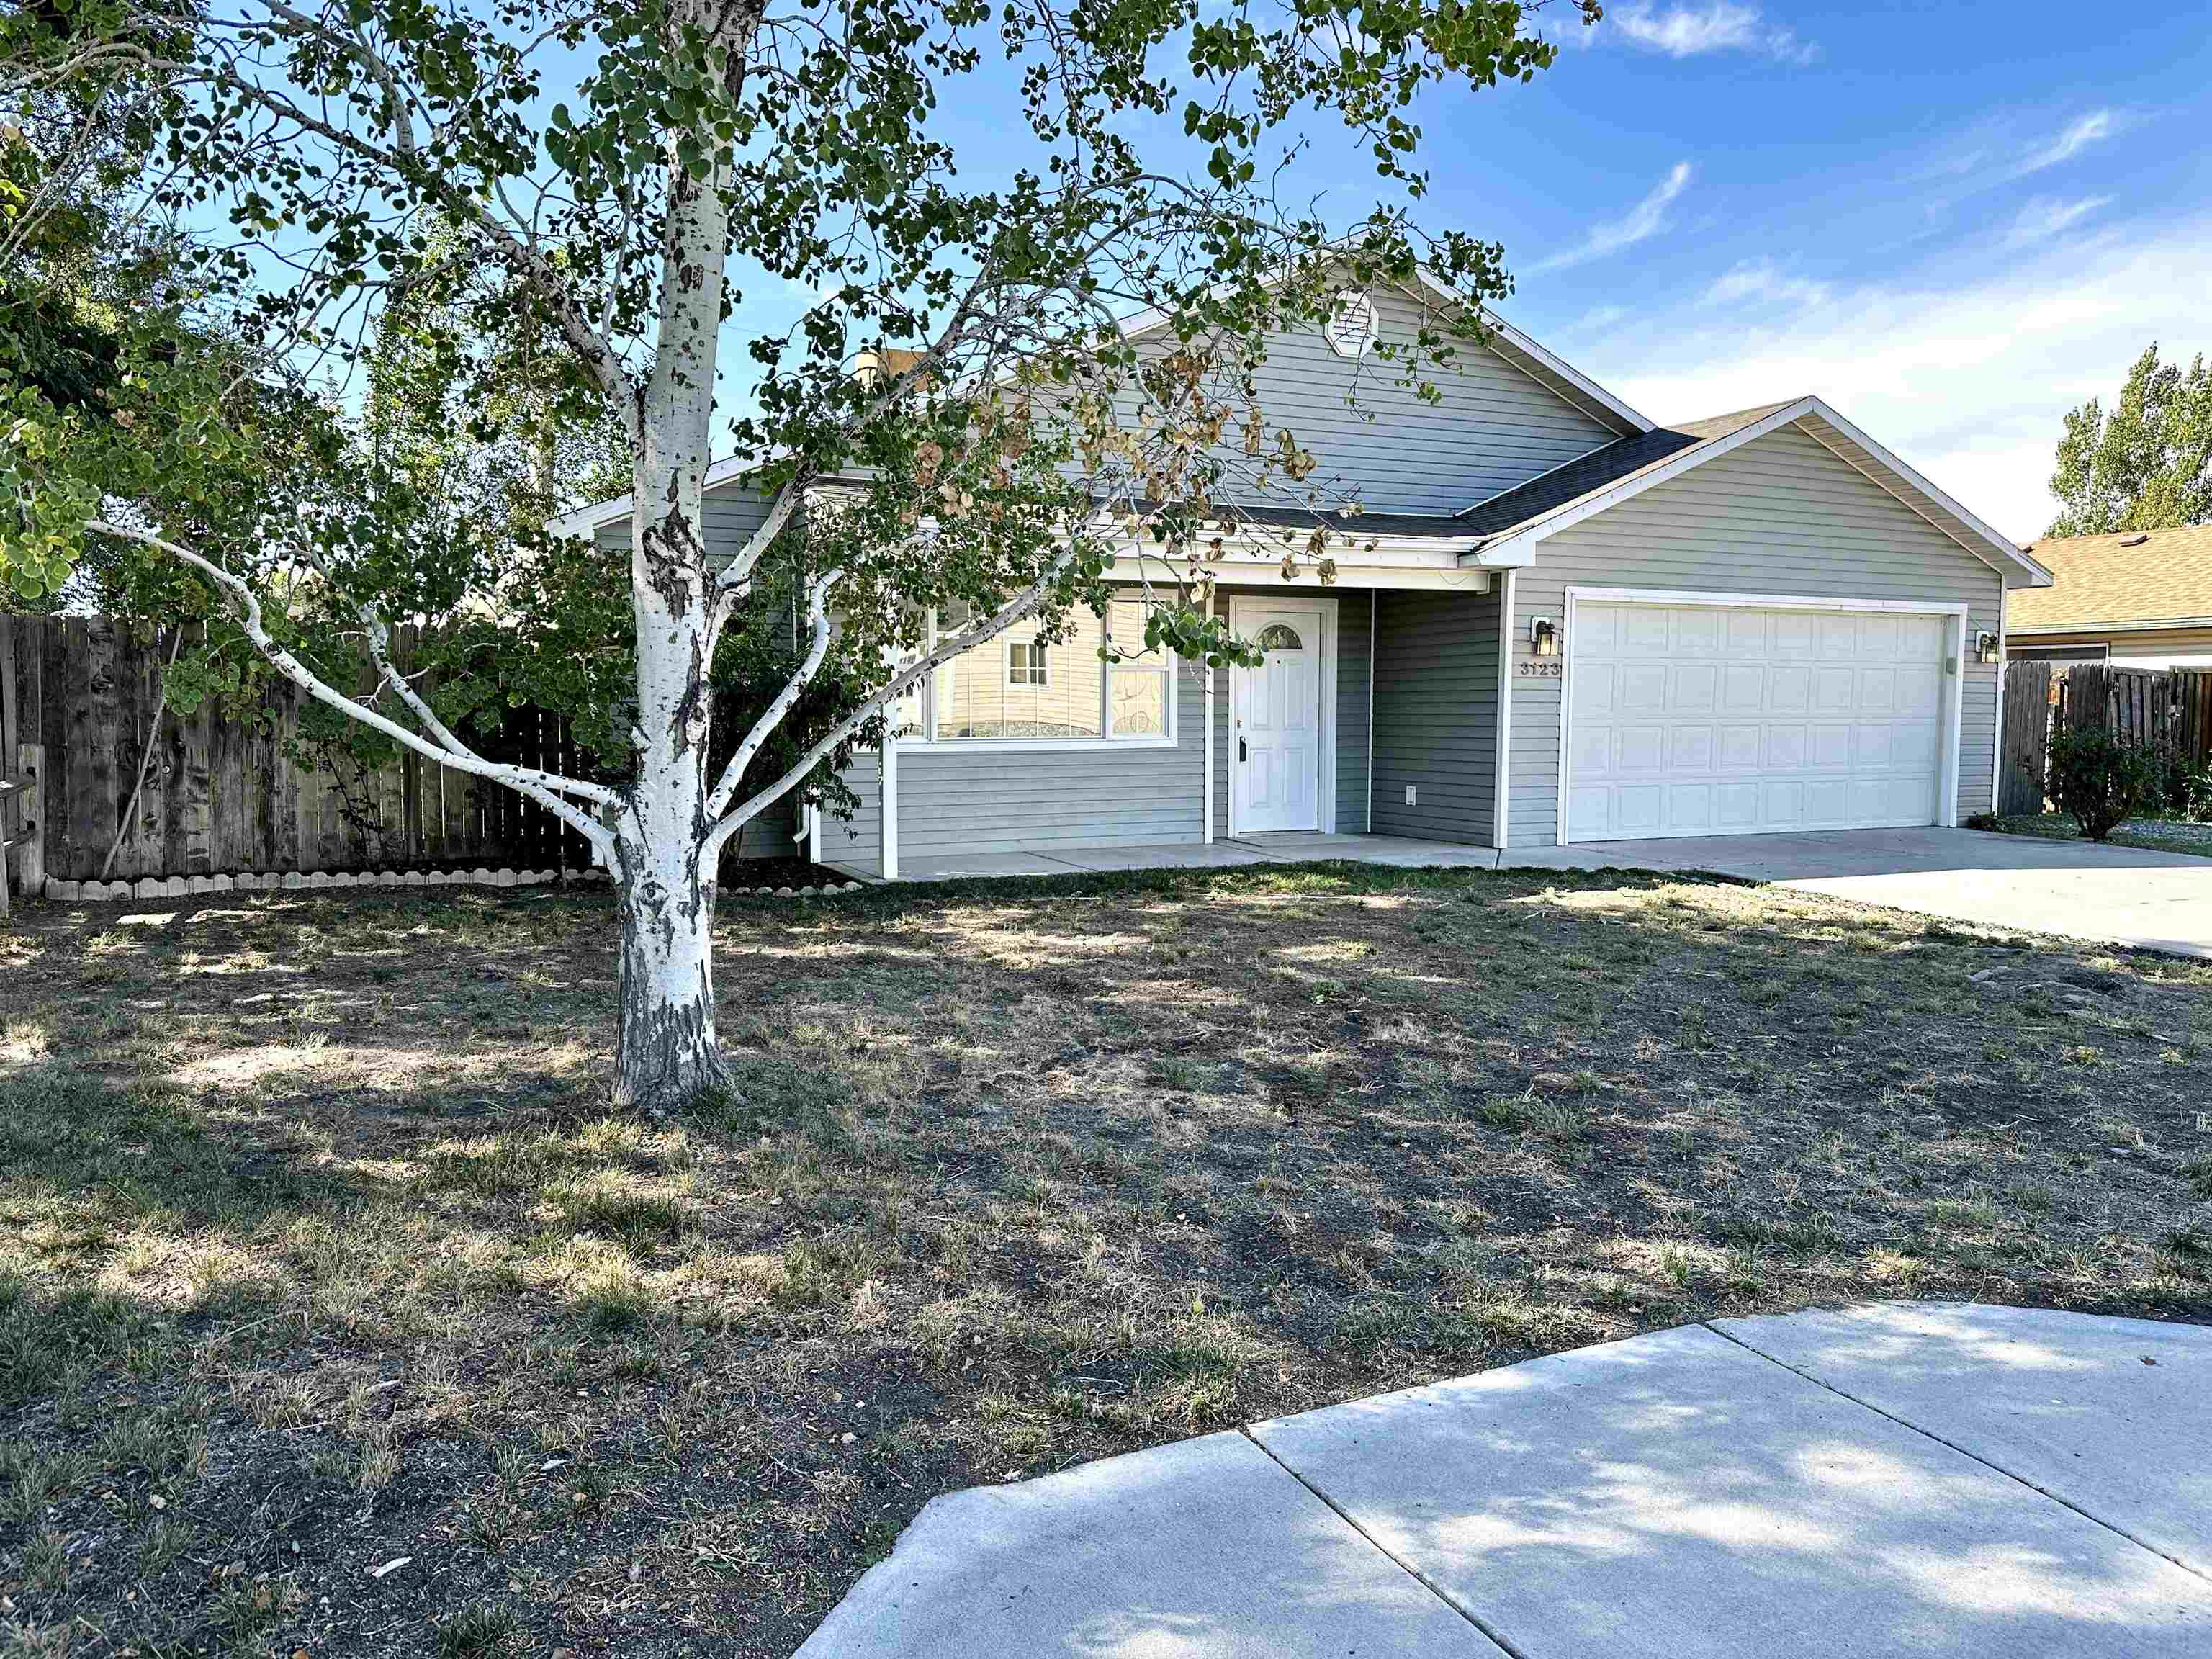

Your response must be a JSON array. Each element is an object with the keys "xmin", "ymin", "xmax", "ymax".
[
  {"xmin": 1809, "ymin": 724, "xmax": 1851, "ymax": 768},
  {"xmin": 1623, "ymin": 608, "xmax": 1670, "ymax": 652},
  {"xmin": 1714, "ymin": 782, "xmax": 1761, "ymax": 827},
  {"xmin": 1675, "ymin": 610, "xmax": 1722, "ymax": 655},
  {"xmin": 1567, "ymin": 599, "xmax": 1947, "ymax": 842},
  {"xmin": 1671, "ymin": 663, "xmax": 1719, "ymax": 712},
  {"xmin": 1671, "ymin": 727, "xmax": 1715, "ymax": 770},
  {"xmin": 1812, "ymin": 666, "xmax": 1856, "ymax": 712},
  {"xmin": 1668, "ymin": 783, "xmax": 1713, "ymax": 830},
  {"xmin": 1572, "ymin": 660, "xmax": 1615, "ymax": 714},
  {"xmin": 1899, "ymin": 667, "xmax": 1941, "ymax": 716},
  {"xmin": 1617, "ymin": 725, "xmax": 1665, "ymax": 772}
]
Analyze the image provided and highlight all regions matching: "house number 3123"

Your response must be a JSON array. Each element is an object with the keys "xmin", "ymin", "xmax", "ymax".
[{"xmin": 1515, "ymin": 660, "xmax": 1562, "ymax": 678}]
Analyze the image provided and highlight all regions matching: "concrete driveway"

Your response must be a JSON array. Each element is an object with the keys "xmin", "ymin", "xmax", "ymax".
[
  {"xmin": 1517, "ymin": 827, "xmax": 2212, "ymax": 960},
  {"xmin": 798, "ymin": 1303, "xmax": 2212, "ymax": 1658}
]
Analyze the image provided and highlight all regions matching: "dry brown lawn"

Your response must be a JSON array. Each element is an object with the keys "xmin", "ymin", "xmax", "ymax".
[{"xmin": 2, "ymin": 863, "xmax": 2208, "ymax": 1658}]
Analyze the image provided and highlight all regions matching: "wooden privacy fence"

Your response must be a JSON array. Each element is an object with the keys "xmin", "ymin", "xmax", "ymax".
[
  {"xmin": 1997, "ymin": 660, "xmax": 2212, "ymax": 814},
  {"xmin": 1, "ymin": 613, "xmax": 593, "ymax": 886}
]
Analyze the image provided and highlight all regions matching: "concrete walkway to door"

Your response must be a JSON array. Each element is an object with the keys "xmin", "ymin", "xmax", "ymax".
[
  {"xmin": 796, "ymin": 1303, "xmax": 2212, "ymax": 1658},
  {"xmin": 849, "ymin": 826, "xmax": 2212, "ymax": 961}
]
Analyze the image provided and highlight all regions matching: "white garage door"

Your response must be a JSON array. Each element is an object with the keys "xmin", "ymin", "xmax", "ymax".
[{"xmin": 1565, "ymin": 601, "xmax": 1949, "ymax": 842}]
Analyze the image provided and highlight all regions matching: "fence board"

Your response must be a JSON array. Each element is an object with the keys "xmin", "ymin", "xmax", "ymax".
[
  {"xmin": 0, "ymin": 612, "xmax": 627, "ymax": 882},
  {"xmin": 2005, "ymin": 660, "xmax": 2212, "ymax": 817},
  {"xmin": 1997, "ymin": 659, "xmax": 2052, "ymax": 814}
]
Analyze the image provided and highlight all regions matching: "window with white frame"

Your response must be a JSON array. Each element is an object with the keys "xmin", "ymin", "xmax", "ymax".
[{"xmin": 910, "ymin": 595, "xmax": 1175, "ymax": 746}]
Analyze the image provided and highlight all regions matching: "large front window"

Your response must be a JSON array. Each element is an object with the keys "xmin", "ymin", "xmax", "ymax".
[{"xmin": 912, "ymin": 595, "xmax": 1176, "ymax": 747}]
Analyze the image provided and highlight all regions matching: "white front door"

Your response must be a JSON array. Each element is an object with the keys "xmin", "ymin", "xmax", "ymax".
[{"xmin": 1232, "ymin": 601, "xmax": 1324, "ymax": 833}]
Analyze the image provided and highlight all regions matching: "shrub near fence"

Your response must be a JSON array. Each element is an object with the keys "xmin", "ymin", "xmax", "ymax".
[
  {"xmin": 1997, "ymin": 659, "xmax": 2212, "ymax": 817},
  {"xmin": 1, "ymin": 613, "xmax": 597, "ymax": 884}
]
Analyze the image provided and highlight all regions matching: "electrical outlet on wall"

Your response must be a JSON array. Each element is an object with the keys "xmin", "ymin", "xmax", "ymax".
[{"xmin": 1405, "ymin": 785, "xmax": 1417, "ymax": 806}]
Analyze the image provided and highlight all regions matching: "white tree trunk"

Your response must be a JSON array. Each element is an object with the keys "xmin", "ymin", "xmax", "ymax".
[
  {"xmin": 611, "ymin": 819, "xmax": 731, "ymax": 1112},
  {"xmin": 608, "ymin": 108, "xmax": 739, "ymax": 1115}
]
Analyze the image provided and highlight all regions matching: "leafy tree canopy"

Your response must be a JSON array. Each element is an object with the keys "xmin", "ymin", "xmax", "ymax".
[{"xmin": 2048, "ymin": 343, "xmax": 2212, "ymax": 536}]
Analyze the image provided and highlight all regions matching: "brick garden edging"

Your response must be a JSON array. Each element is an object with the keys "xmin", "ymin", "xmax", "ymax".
[{"xmin": 40, "ymin": 868, "xmax": 869, "ymax": 902}]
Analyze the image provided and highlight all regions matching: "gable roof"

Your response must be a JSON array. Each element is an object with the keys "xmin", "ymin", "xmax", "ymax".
[
  {"xmin": 2009, "ymin": 523, "xmax": 2212, "ymax": 634},
  {"xmin": 1454, "ymin": 395, "xmax": 2052, "ymax": 588}
]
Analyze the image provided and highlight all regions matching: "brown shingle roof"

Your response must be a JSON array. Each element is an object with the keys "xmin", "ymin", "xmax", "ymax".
[{"xmin": 2009, "ymin": 523, "xmax": 2212, "ymax": 632}]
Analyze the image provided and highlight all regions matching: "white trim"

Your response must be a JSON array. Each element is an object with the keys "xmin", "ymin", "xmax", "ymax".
[
  {"xmin": 1493, "ymin": 569, "xmax": 1515, "ymax": 849},
  {"xmin": 1460, "ymin": 397, "xmax": 2049, "ymax": 588},
  {"xmin": 880, "ymin": 739, "xmax": 899, "ymax": 880},
  {"xmin": 1004, "ymin": 638, "xmax": 1050, "ymax": 687},
  {"xmin": 1203, "ymin": 644, "xmax": 1216, "ymax": 845},
  {"xmin": 1401, "ymin": 271, "xmax": 1652, "ymax": 434},
  {"xmin": 1565, "ymin": 586, "xmax": 1979, "ymax": 617},
  {"xmin": 1366, "ymin": 589, "xmax": 1377, "ymax": 834},
  {"xmin": 1790, "ymin": 405, "xmax": 2053, "ymax": 588},
  {"xmin": 1554, "ymin": 586, "xmax": 1970, "ymax": 847},
  {"xmin": 1226, "ymin": 594, "xmax": 1339, "ymax": 837},
  {"xmin": 896, "ymin": 593, "xmax": 1179, "ymax": 753},
  {"xmin": 806, "ymin": 802, "xmax": 823, "ymax": 865}
]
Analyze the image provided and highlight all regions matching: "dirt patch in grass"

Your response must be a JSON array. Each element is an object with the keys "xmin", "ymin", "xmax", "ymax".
[{"xmin": 3, "ymin": 866, "xmax": 2208, "ymax": 1655}]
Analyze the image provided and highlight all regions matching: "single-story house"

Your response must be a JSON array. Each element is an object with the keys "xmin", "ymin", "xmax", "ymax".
[
  {"xmin": 2007, "ymin": 523, "xmax": 2212, "ymax": 667},
  {"xmin": 555, "ymin": 279, "xmax": 2052, "ymax": 874}
]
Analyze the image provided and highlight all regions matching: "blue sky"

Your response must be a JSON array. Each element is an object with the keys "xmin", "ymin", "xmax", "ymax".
[
  {"xmin": 706, "ymin": 1, "xmax": 2206, "ymax": 539},
  {"xmin": 1398, "ymin": 0, "xmax": 2212, "ymax": 539}
]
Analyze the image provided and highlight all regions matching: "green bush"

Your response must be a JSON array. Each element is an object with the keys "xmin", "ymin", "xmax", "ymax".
[
  {"xmin": 2160, "ymin": 755, "xmax": 2212, "ymax": 822},
  {"xmin": 2046, "ymin": 728, "xmax": 2162, "ymax": 840}
]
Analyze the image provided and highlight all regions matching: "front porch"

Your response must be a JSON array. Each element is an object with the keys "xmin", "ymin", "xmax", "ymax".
[{"xmin": 832, "ymin": 831, "xmax": 1506, "ymax": 883}]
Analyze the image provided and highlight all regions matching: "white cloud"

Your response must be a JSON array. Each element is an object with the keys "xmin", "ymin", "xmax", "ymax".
[
  {"xmin": 1701, "ymin": 257, "xmax": 1830, "ymax": 310},
  {"xmin": 1609, "ymin": 4, "xmax": 1817, "ymax": 64},
  {"xmin": 1580, "ymin": 213, "xmax": 2211, "ymax": 541},
  {"xmin": 2004, "ymin": 194, "xmax": 2113, "ymax": 247},
  {"xmin": 1532, "ymin": 161, "xmax": 1692, "ymax": 271},
  {"xmin": 2015, "ymin": 109, "xmax": 2114, "ymax": 176}
]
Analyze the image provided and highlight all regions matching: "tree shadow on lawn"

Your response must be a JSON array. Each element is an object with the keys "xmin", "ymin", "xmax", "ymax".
[{"xmin": 1, "ymin": 866, "xmax": 2208, "ymax": 1657}]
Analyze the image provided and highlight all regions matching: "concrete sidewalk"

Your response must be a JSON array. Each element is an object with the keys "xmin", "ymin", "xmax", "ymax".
[{"xmin": 796, "ymin": 1303, "xmax": 2211, "ymax": 1658}]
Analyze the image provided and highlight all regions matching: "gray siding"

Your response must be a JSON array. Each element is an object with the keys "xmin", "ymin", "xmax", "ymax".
[
  {"xmin": 1506, "ymin": 426, "xmax": 2007, "ymax": 847},
  {"xmin": 893, "ymin": 650, "xmax": 1207, "ymax": 857},
  {"xmin": 1137, "ymin": 285, "xmax": 1620, "ymax": 516},
  {"xmin": 1210, "ymin": 585, "xmax": 1372, "ymax": 837},
  {"xmin": 821, "ymin": 758, "xmax": 883, "ymax": 874},
  {"xmin": 594, "ymin": 483, "xmax": 779, "ymax": 570},
  {"xmin": 1370, "ymin": 587, "xmax": 1503, "ymax": 845}
]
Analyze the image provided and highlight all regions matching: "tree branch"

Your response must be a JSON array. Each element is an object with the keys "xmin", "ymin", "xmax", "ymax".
[
  {"xmin": 701, "ymin": 531, "xmax": 1092, "ymax": 853},
  {"xmin": 702, "ymin": 565, "xmax": 841, "ymax": 828},
  {"xmin": 89, "ymin": 519, "xmax": 620, "ymax": 853}
]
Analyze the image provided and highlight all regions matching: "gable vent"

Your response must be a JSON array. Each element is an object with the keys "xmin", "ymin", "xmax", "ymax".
[{"xmin": 1325, "ymin": 290, "xmax": 1377, "ymax": 359}]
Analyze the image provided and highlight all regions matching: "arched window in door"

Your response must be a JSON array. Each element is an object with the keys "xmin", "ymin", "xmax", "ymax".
[{"xmin": 1255, "ymin": 622, "xmax": 1303, "ymax": 652}]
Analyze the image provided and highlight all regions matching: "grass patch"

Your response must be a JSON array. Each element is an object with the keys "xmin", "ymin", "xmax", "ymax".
[
  {"xmin": 1, "ymin": 867, "xmax": 2206, "ymax": 1655},
  {"xmin": 1982, "ymin": 810, "xmax": 2212, "ymax": 861}
]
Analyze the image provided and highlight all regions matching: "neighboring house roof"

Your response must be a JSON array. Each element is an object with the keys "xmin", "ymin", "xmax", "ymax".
[
  {"xmin": 1452, "ymin": 395, "xmax": 2053, "ymax": 588},
  {"xmin": 2008, "ymin": 523, "xmax": 2212, "ymax": 634}
]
